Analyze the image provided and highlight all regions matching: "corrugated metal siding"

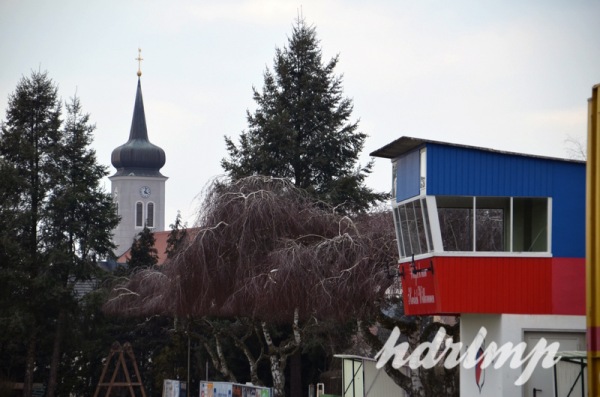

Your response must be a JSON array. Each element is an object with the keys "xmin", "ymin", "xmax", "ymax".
[
  {"xmin": 395, "ymin": 149, "xmax": 420, "ymax": 202},
  {"xmin": 551, "ymin": 257, "xmax": 585, "ymax": 315},
  {"xmin": 426, "ymin": 143, "xmax": 585, "ymax": 257},
  {"xmin": 551, "ymin": 161, "xmax": 586, "ymax": 257},
  {"xmin": 437, "ymin": 256, "xmax": 553, "ymax": 314},
  {"xmin": 427, "ymin": 143, "xmax": 556, "ymax": 196},
  {"xmin": 403, "ymin": 256, "xmax": 556, "ymax": 315},
  {"xmin": 402, "ymin": 256, "xmax": 585, "ymax": 316}
]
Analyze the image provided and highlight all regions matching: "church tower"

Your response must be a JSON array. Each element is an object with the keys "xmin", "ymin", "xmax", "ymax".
[{"xmin": 110, "ymin": 52, "xmax": 167, "ymax": 256}]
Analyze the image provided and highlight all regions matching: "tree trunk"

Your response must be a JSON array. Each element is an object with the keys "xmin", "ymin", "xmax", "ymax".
[
  {"xmin": 406, "ymin": 325, "xmax": 425, "ymax": 397},
  {"xmin": 269, "ymin": 354, "xmax": 286, "ymax": 397},
  {"xmin": 230, "ymin": 327, "xmax": 263, "ymax": 386},
  {"xmin": 358, "ymin": 320, "xmax": 414, "ymax": 394},
  {"xmin": 46, "ymin": 309, "xmax": 66, "ymax": 397},
  {"xmin": 262, "ymin": 324, "xmax": 286, "ymax": 397},
  {"xmin": 202, "ymin": 336, "xmax": 237, "ymax": 383},
  {"xmin": 262, "ymin": 309, "xmax": 302, "ymax": 397},
  {"xmin": 23, "ymin": 330, "xmax": 36, "ymax": 397}
]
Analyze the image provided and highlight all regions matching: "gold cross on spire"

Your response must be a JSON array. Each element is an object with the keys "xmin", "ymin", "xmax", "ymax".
[{"xmin": 136, "ymin": 48, "xmax": 143, "ymax": 77}]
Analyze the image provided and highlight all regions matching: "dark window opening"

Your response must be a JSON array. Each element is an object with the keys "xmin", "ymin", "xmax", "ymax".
[
  {"xmin": 513, "ymin": 198, "xmax": 547, "ymax": 252},
  {"xmin": 437, "ymin": 196, "xmax": 473, "ymax": 251},
  {"xmin": 136, "ymin": 202, "xmax": 143, "ymax": 227},
  {"xmin": 475, "ymin": 197, "xmax": 510, "ymax": 252},
  {"xmin": 147, "ymin": 202, "xmax": 155, "ymax": 228}
]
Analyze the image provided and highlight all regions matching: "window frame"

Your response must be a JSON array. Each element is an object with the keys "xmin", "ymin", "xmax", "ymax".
[
  {"xmin": 392, "ymin": 196, "xmax": 434, "ymax": 259},
  {"xmin": 395, "ymin": 195, "xmax": 552, "ymax": 263},
  {"xmin": 432, "ymin": 195, "xmax": 552, "ymax": 256}
]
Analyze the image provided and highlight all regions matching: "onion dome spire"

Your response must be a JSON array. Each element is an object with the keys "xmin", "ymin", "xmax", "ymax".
[{"xmin": 111, "ymin": 54, "xmax": 166, "ymax": 177}]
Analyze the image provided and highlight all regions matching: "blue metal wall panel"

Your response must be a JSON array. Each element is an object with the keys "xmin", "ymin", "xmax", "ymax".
[
  {"xmin": 550, "ymin": 161, "xmax": 586, "ymax": 257},
  {"xmin": 426, "ymin": 143, "xmax": 585, "ymax": 257},
  {"xmin": 427, "ymin": 143, "xmax": 555, "ymax": 196},
  {"xmin": 395, "ymin": 149, "xmax": 420, "ymax": 202}
]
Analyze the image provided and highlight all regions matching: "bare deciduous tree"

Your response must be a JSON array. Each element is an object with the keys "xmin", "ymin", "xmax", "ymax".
[
  {"xmin": 106, "ymin": 176, "xmax": 393, "ymax": 320},
  {"xmin": 564, "ymin": 135, "xmax": 587, "ymax": 161},
  {"xmin": 105, "ymin": 176, "xmax": 457, "ymax": 396}
]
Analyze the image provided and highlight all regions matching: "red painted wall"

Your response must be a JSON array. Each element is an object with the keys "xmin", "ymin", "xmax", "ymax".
[
  {"xmin": 401, "ymin": 256, "xmax": 585, "ymax": 316},
  {"xmin": 551, "ymin": 257, "xmax": 585, "ymax": 314}
]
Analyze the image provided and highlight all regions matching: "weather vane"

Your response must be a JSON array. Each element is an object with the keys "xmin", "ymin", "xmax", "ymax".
[{"xmin": 136, "ymin": 48, "xmax": 143, "ymax": 77}]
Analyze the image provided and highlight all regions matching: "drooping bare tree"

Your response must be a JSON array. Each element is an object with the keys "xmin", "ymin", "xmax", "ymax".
[
  {"xmin": 106, "ymin": 176, "xmax": 393, "ymax": 319},
  {"xmin": 105, "ymin": 176, "xmax": 395, "ymax": 395},
  {"xmin": 105, "ymin": 176, "xmax": 458, "ymax": 396}
]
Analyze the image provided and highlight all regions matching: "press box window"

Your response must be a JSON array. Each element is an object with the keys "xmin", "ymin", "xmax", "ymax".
[
  {"xmin": 435, "ymin": 196, "xmax": 548, "ymax": 253},
  {"xmin": 475, "ymin": 197, "xmax": 510, "ymax": 252},
  {"xmin": 513, "ymin": 198, "xmax": 548, "ymax": 252},
  {"xmin": 437, "ymin": 196, "xmax": 473, "ymax": 252},
  {"xmin": 394, "ymin": 198, "xmax": 433, "ymax": 258}
]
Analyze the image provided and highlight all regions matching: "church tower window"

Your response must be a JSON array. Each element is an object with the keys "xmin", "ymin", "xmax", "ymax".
[
  {"xmin": 147, "ymin": 202, "xmax": 155, "ymax": 228},
  {"xmin": 136, "ymin": 202, "xmax": 143, "ymax": 227}
]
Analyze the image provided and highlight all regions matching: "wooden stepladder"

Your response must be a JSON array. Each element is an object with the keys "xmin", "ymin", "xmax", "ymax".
[{"xmin": 93, "ymin": 342, "xmax": 147, "ymax": 397}]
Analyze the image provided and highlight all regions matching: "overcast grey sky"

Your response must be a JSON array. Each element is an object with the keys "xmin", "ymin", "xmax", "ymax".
[{"xmin": 1, "ymin": 0, "xmax": 599, "ymax": 226}]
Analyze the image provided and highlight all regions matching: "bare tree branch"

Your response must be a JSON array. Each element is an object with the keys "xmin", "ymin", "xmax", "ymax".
[
  {"xmin": 102, "ymin": 176, "xmax": 458, "ymax": 395},
  {"xmin": 104, "ymin": 176, "xmax": 396, "ymax": 323}
]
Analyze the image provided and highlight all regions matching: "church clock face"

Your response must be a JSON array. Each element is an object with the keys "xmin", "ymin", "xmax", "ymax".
[{"xmin": 139, "ymin": 185, "xmax": 151, "ymax": 198}]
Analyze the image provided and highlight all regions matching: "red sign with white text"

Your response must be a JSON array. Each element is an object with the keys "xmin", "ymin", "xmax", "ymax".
[{"xmin": 400, "ymin": 256, "xmax": 584, "ymax": 316}]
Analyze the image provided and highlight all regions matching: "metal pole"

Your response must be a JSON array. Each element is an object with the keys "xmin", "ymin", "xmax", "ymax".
[
  {"xmin": 581, "ymin": 358, "xmax": 585, "ymax": 397},
  {"xmin": 187, "ymin": 333, "xmax": 191, "ymax": 393},
  {"xmin": 586, "ymin": 83, "xmax": 600, "ymax": 396},
  {"xmin": 553, "ymin": 360, "xmax": 557, "ymax": 397}
]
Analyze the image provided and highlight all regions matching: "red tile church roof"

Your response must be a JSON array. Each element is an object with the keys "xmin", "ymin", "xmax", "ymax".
[{"xmin": 117, "ymin": 228, "xmax": 198, "ymax": 265}]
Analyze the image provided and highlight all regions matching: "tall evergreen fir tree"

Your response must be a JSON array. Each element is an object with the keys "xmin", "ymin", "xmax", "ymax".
[
  {"xmin": 222, "ymin": 17, "xmax": 386, "ymax": 214},
  {"xmin": 43, "ymin": 95, "xmax": 119, "ymax": 397},
  {"xmin": 0, "ymin": 71, "xmax": 63, "ymax": 396},
  {"xmin": 49, "ymin": 95, "xmax": 119, "ymax": 265},
  {"xmin": 127, "ymin": 226, "xmax": 159, "ymax": 271},
  {"xmin": 220, "ymin": 18, "xmax": 387, "ymax": 396},
  {"xmin": 0, "ymin": 72, "xmax": 120, "ymax": 397}
]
